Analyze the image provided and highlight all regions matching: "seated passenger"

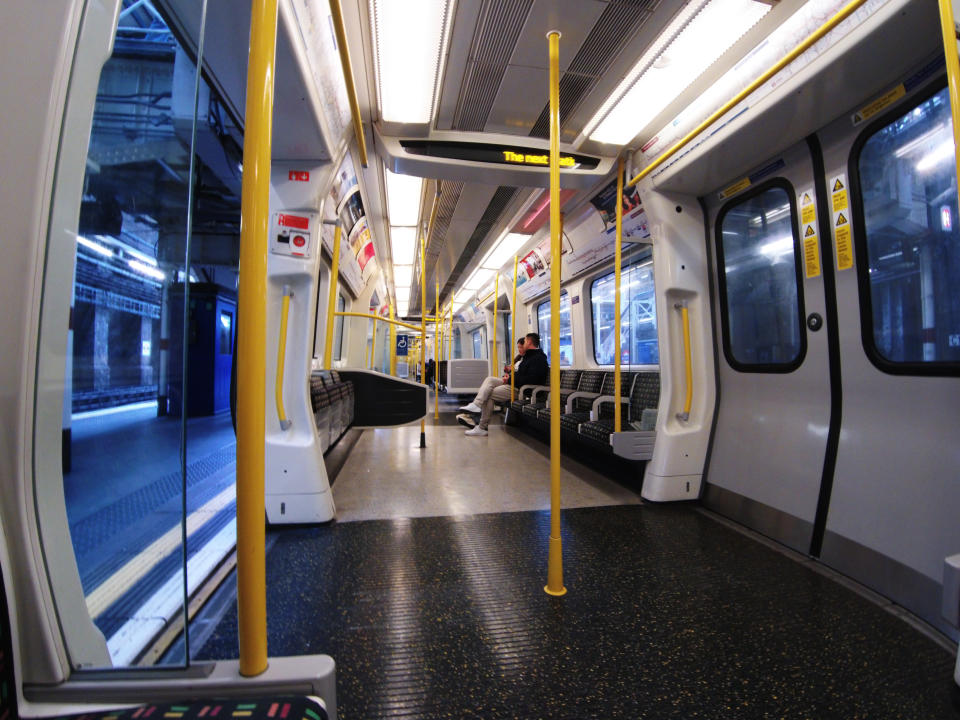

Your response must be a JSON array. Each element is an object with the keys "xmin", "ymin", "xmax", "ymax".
[
  {"xmin": 457, "ymin": 338, "xmax": 526, "ymax": 419},
  {"xmin": 464, "ymin": 333, "xmax": 548, "ymax": 437}
]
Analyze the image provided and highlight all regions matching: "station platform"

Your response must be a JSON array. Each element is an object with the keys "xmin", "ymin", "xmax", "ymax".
[
  {"xmin": 188, "ymin": 398, "xmax": 960, "ymax": 718},
  {"xmin": 66, "ymin": 403, "xmax": 237, "ymax": 665}
]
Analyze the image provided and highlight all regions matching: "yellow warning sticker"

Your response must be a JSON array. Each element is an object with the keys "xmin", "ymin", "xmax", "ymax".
[
  {"xmin": 802, "ymin": 204, "xmax": 816, "ymax": 225},
  {"xmin": 804, "ymin": 235, "xmax": 821, "ymax": 278},
  {"xmin": 832, "ymin": 189, "xmax": 848, "ymax": 214},
  {"xmin": 719, "ymin": 176, "xmax": 751, "ymax": 200},
  {"xmin": 835, "ymin": 224, "xmax": 853, "ymax": 271},
  {"xmin": 852, "ymin": 84, "xmax": 905, "ymax": 126},
  {"xmin": 829, "ymin": 173, "xmax": 852, "ymax": 271}
]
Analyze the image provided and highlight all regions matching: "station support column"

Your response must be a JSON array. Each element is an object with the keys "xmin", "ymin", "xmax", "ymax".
[
  {"xmin": 545, "ymin": 29, "xmax": 566, "ymax": 597},
  {"xmin": 236, "ymin": 0, "xmax": 277, "ymax": 677}
]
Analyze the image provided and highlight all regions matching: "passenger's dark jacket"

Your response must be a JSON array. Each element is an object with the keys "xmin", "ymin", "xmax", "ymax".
[{"xmin": 514, "ymin": 347, "xmax": 548, "ymax": 387}]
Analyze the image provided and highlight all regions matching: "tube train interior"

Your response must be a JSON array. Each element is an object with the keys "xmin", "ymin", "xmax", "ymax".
[{"xmin": 2, "ymin": 0, "xmax": 960, "ymax": 717}]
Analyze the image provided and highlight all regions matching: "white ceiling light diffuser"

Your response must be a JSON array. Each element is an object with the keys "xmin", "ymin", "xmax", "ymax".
[
  {"xmin": 395, "ymin": 287, "xmax": 411, "ymax": 304},
  {"xmin": 586, "ymin": 0, "xmax": 772, "ymax": 145},
  {"xmin": 481, "ymin": 233, "xmax": 529, "ymax": 270},
  {"xmin": 454, "ymin": 289, "xmax": 474, "ymax": 306},
  {"xmin": 391, "ymin": 226, "xmax": 417, "ymax": 266},
  {"xmin": 385, "ymin": 170, "xmax": 423, "ymax": 226},
  {"xmin": 370, "ymin": 0, "xmax": 455, "ymax": 124},
  {"xmin": 397, "ymin": 301, "xmax": 409, "ymax": 316},
  {"xmin": 464, "ymin": 267, "xmax": 494, "ymax": 291}
]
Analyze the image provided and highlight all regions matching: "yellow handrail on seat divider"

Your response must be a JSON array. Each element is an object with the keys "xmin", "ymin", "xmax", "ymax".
[{"xmin": 275, "ymin": 287, "xmax": 293, "ymax": 431}]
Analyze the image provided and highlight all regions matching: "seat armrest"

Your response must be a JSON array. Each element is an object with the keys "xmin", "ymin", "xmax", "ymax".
[
  {"xmin": 530, "ymin": 385, "xmax": 551, "ymax": 404},
  {"xmin": 565, "ymin": 391, "xmax": 600, "ymax": 414},
  {"xmin": 590, "ymin": 395, "xmax": 626, "ymax": 422},
  {"xmin": 518, "ymin": 384, "xmax": 539, "ymax": 401}
]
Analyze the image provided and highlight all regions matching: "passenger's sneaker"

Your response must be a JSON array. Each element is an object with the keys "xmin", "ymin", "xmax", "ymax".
[
  {"xmin": 464, "ymin": 426, "xmax": 488, "ymax": 436},
  {"xmin": 456, "ymin": 413, "xmax": 476, "ymax": 429},
  {"xmin": 459, "ymin": 402, "xmax": 482, "ymax": 413}
]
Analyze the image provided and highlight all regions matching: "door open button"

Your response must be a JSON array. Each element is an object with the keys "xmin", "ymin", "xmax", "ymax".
[{"xmin": 807, "ymin": 313, "xmax": 823, "ymax": 331}]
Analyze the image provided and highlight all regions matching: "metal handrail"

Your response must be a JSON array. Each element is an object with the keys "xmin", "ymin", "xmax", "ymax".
[
  {"xmin": 335, "ymin": 310, "xmax": 424, "ymax": 333},
  {"xmin": 676, "ymin": 303, "xmax": 692, "ymax": 422},
  {"xmin": 275, "ymin": 286, "xmax": 293, "ymax": 431},
  {"xmin": 614, "ymin": 156, "xmax": 624, "ymax": 433},
  {"xmin": 627, "ymin": 0, "xmax": 868, "ymax": 188},
  {"xmin": 328, "ymin": 0, "xmax": 368, "ymax": 167},
  {"xmin": 510, "ymin": 254, "xmax": 518, "ymax": 402},
  {"xmin": 322, "ymin": 223, "xmax": 342, "ymax": 369}
]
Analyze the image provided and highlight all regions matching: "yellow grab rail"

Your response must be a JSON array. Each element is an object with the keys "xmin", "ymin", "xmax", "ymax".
[
  {"xmin": 389, "ymin": 304, "xmax": 397, "ymax": 375},
  {"xmin": 614, "ymin": 156, "xmax": 624, "ymax": 433},
  {"xmin": 328, "ymin": 0, "xmax": 367, "ymax": 167},
  {"xmin": 236, "ymin": 0, "xmax": 277, "ymax": 678},
  {"xmin": 335, "ymin": 310, "xmax": 424, "ymax": 333},
  {"xmin": 510, "ymin": 254, "xmax": 518, "ymax": 402},
  {"xmin": 938, "ymin": 0, "xmax": 960, "ymax": 212},
  {"xmin": 545, "ymin": 29, "xmax": 566, "ymax": 597},
  {"xmin": 419, "ymin": 241, "xmax": 427, "ymax": 447},
  {"xmin": 434, "ymin": 279, "xmax": 439, "ymax": 419},
  {"xmin": 492, "ymin": 270, "xmax": 499, "ymax": 377},
  {"xmin": 676, "ymin": 303, "xmax": 692, "ymax": 422},
  {"xmin": 323, "ymin": 224, "xmax": 342, "ymax": 369},
  {"xmin": 369, "ymin": 315, "xmax": 377, "ymax": 369},
  {"xmin": 275, "ymin": 287, "xmax": 293, "ymax": 431},
  {"xmin": 628, "ymin": 0, "xmax": 868, "ymax": 188}
]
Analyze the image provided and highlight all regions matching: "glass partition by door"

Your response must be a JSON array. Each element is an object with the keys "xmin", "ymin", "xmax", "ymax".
[{"xmin": 48, "ymin": 0, "xmax": 240, "ymax": 669}]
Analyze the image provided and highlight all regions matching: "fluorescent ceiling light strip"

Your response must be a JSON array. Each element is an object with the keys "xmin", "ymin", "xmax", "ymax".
[
  {"xmin": 371, "ymin": 0, "xmax": 453, "ymax": 124},
  {"xmin": 588, "ymin": 0, "xmax": 771, "ymax": 145},
  {"xmin": 385, "ymin": 170, "xmax": 423, "ymax": 226},
  {"xmin": 482, "ymin": 233, "xmax": 528, "ymax": 269},
  {"xmin": 916, "ymin": 140, "xmax": 955, "ymax": 173},
  {"xmin": 391, "ymin": 226, "xmax": 417, "ymax": 265},
  {"xmin": 463, "ymin": 267, "xmax": 494, "ymax": 291}
]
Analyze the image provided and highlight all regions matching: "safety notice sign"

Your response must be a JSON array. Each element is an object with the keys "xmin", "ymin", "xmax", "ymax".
[
  {"xmin": 798, "ymin": 189, "xmax": 820, "ymax": 278},
  {"xmin": 830, "ymin": 174, "xmax": 853, "ymax": 271}
]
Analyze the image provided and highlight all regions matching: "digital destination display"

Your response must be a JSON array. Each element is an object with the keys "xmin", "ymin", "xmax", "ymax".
[{"xmin": 399, "ymin": 140, "xmax": 600, "ymax": 170}]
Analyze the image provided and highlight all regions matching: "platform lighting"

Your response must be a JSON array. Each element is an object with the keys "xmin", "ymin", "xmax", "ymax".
[
  {"xmin": 586, "ymin": 0, "xmax": 771, "ymax": 145},
  {"xmin": 894, "ymin": 124, "xmax": 947, "ymax": 158},
  {"xmin": 76, "ymin": 236, "xmax": 113, "ymax": 257},
  {"xmin": 128, "ymin": 259, "xmax": 166, "ymax": 281},
  {"xmin": 758, "ymin": 235, "xmax": 794, "ymax": 258},
  {"xmin": 385, "ymin": 169, "xmax": 423, "ymax": 225},
  {"xmin": 370, "ymin": 0, "xmax": 455, "ymax": 124},
  {"xmin": 916, "ymin": 139, "xmax": 955, "ymax": 173},
  {"xmin": 391, "ymin": 226, "xmax": 417, "ymax": 266}
]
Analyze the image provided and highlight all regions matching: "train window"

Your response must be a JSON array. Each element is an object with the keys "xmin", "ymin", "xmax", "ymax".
[
  {"xmin": 716, "ymin": 180, "xmax": 805, "ymax": 371},
  {"xmin": 537, "ymin": 292, "xmax": 573, "ymax": 366},
  {"xmin": 853, "ymin": 85, "xmax": 960, "ymax": 372},
  {"xmin": 590, "ymin": 258, "xmax": 658, "ymax": 365},
  {"xmin": 334, "ymin": 292, "xmax": 346, "ymax": 361},
  {"xmin": 472, "ymin": 328, "xmax": 483, "ymax": 358}
]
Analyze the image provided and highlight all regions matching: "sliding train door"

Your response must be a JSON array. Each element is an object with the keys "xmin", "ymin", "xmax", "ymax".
[
  {"xmin": 815, "ymin": 73, "xmax": 960, "ymax": 638},
  {"xmin": 701, "ymin": 143, "xmax": 836, "ymax": 553}
]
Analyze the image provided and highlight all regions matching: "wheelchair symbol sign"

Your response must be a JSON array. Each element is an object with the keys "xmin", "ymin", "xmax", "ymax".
[{"xmin": 396, "ymin": 335, "xmax": 408, "ymax": 356}]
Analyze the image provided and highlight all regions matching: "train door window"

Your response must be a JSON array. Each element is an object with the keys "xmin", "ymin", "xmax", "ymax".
[
  {"xmin": 590, "ymin": 258, "xmax": 658, "ymax": 365},
  {"xmin": 537, "ymin": 292, "xmax": 572, "ymax": 366},
  {"xmin": 333, "ymin": 292, "xmax": 346, "ymax": 361},
  {"xmin": 716, "ymin": 181, "xmax": 805, "ymax": 370},
  {"xmin": 852, "ymin": 85, "xmax": 960, "ymax": 372},
  {"xmin": 472, "ymin": 328, "xmax": 483, "ymax": 358}
]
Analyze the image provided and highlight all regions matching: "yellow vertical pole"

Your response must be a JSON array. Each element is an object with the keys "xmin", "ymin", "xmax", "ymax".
[
  {"xmin": 492, "ymin": 271, "xmax": 499, "ymax": 376},
  {"xmin": 419, "ymin": 242, "xmax": 427, "ymax": 447},
  {"xmin": 545, "ymin": 30, "xmax": 566, "ymax": 597},
  {"xmin": 511, "ymin": 254, "xmax": 518, "ymax": 402},
  {"xmin": 322, "ymin": 224, "xmax": 342, "ymax": 369},
  {"xmin": 614, "ymin": 156, "xmax": 624, "ymax": 433},
  {"xmin": 434, "ymin": 279, "xmax": 439, "ymax": 418},
  {"xmin": 938, "ymin": 0, "xmax": 960, "ymax": 211},
  {"xmin": 449, "ymin": 306, "xmax": 453, "ymax": 361},
  {"xmin": 389, "ymin": 303, "xmax": 396, "ymax": 376},
  {"xmin": 370, "ymin": 315, "xmax": 377, "ymax": 370},
  {"xmin": 236, "ymin": 0, "xmax": 277, "ymax": 677}
]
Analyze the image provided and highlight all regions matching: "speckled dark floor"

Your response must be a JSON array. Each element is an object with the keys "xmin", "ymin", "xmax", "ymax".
[{"xmin": 195, "ymin": 505, "xmax": 959, "ymax": 719}]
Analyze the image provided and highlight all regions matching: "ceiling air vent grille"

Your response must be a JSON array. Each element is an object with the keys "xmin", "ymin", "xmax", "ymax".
[
  {"xmin": 440, "ymin": 185, "xmax": 517, "ymax": 306},
  {"xmin": 528, "ymin": 0, "xmax": 660, "ymax": 139},
  {"xmin": 451, "ymin": 0, "xmax": 534, "ymax": 132}
]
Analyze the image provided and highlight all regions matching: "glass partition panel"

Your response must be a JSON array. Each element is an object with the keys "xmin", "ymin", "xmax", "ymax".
[{"xmin": 60, "ymin": 0, "xmax": 236, "ymax": 668}]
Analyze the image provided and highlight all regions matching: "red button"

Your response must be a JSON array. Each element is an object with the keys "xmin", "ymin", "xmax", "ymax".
[{"xmin": 293, "ymin": 235, "xmax": 306, "ymax": 247}]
